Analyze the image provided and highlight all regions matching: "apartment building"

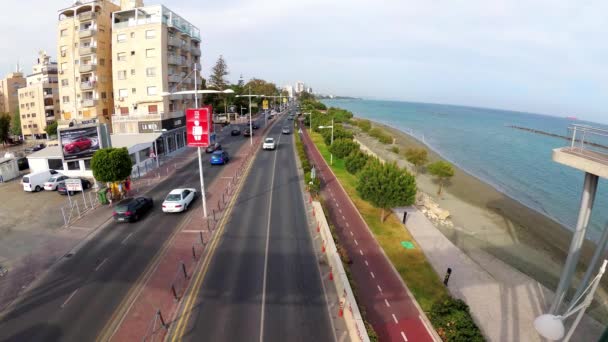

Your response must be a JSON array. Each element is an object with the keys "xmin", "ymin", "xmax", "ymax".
[
  {"xmin": 0, "ymin": 72, "xmax": 26, "ymax": 115},
  {"xmin": 17, "ymin": 52, "xmax": 61, "ymax": 139},
  {"xmin": 295, "ymin": 81, "xmax": 305, "ymax": 94},
  {"xmin": 111, "ymin": 3, "xmax": 202, "ymax": 155},
  {"xmin": 57, "ymin": 0, "xmax": 120, "ymax": 129}
]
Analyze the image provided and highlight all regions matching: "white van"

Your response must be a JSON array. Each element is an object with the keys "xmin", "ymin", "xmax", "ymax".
[{"xmin": 22, "ymin": 170, "xmax": 54, "ymax": 192}]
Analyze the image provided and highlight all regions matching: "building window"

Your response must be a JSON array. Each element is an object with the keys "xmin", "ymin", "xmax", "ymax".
[
  {"xmin": 62, "ymin": 96, "xmax": 70, "ymax": 103},
  {"xmin": 131, "ymin": 69, "xmax": 135, "ymax": 76},
  {"xmin": 148, "ymin": 105, "xmax": 158, "ymax": 114},
  {"xmin": 131, "ymin": 51, "xmax": 135, "ymax": 56},
  {"xmin": 145, "ymin": 30, "xmax": 156, "ymax": 39},
  {"xmin": 61, "ymin": 79, "xmax": 69, "ymax": 87},
  {"xmin": 147, "ymin": 86, "xmax": 157, "ymax": 96},
  {"xmin": 67, "ymin": 161, "xmax": 80, "ymax": 170},
  {"xmin": 117, "ymin": 52, "xmax": 126, "ymax": 61},
  {"xmin": 118, "ymin": 70, "xmax": 127, "ymax": 80},
  {"xmin": 145, "ymin": 49, "xmax": 155, "ymax": 58},
  {"xmin": 101, "ymin": 92, "xmax": 107, "ymax": 99},
  {"xmin": 60, "ymin": 29, "xmax": 67, "ymax": 37},
  {"xmin": 131, "ymin": 88, "xmax": 136, "ymax": 94},
  {"xmin": 99, "ymin": 58, "xmax": 105, "ymax": 66},
  {"xmin": 146, "ymin": 67, "xmax": 156, "ymax": 77},
  {"xmin": 32, "ymin": 113, "xmax": 36, "ymax": 118},
  {"xmin": 22, "ymin": 124, "xmax": 27, "ymax": 129},
  {"xmin": 118, "ymin": 89, "xmax": 128, "ymax": 98},
  {"xmin": 48, "ymin": 159, "xmax": 64, "ymax": 170},
  {"xmin": 120, "ymin": 107, "xmax": 129, "ymax": 115},
  {"xmin": 130, "ymin": 32, "xmax": 135, "ymax": 38},
  {"xmin": 61, "ymin": 63, "xmax": 67, "ymax": 71},
  {"xmin": 83, "ymin": 159, "xmax": 92, "ymax": 170},
  {"xmin": 33, "ymin": 124, "xmax": 37, "ymax": 128},
  {"xmin": 117, "ymin": 33, "xmax": 126, "ymax": 43}
]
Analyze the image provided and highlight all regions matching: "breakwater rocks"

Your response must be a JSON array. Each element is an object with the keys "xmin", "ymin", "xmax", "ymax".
[{"xmin": 507, "ymin": 125, "xmax": 608, "ymax": 150}]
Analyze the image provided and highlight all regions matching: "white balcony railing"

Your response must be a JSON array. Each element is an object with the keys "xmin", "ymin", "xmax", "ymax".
[{"xmin": 111, "ymin": 113, "xmax": 163, "ymax": 122}]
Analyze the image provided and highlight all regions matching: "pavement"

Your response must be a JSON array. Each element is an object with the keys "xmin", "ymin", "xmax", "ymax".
[
  {"xmin": 168, "ymin": 109, "xmax": 336, "ymax": 342},
  {"xmin": 0, "ymin": 121, "xmax": 255, "ymax": 342},
  {"xmin": 299, "ymin": 121, "xmax": 438, "ymax": 342}
]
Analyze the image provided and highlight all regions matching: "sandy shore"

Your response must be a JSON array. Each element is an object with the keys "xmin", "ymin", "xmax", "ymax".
[{"xmin": 352, "ymin": 120, "xmax": 608, "ymax": 322}]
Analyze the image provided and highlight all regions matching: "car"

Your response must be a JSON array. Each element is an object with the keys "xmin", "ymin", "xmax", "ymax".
[
  {"xmin": 113, "ymin": 197, "xmax": 154, "ymax": 222},
  {"xmin": 57, "ymin": 178, "xmax": 92, "ymax": 195},
  {"xmin": 24, "ymin": 143, "xmax": 46, "ymax": 154},
  {"xmin": 44, "ymin": 175, "xmax": 68, "ymax": 191},
  {"xmin": 263, "ymin": 138, "xmax": 276, "ymax": 150},
  {"xmin": 287, "ymin": 115, "xmax": 294, "ymax": 121},
  {"xmin": 231, "ymin": 128, "xmax": 241, "ymax": 136},
  {"xmin": 162, "ymin": 188, "xmax": 197, "ymax": 213},
  {"xmin": 248, "ymin": 122, "xmax": 260, "ymax": 130},
  {"xmin": 282, "ymin": 126, "xmax": 291, "ymax": 134},
  {"xmin": 64, "ymin": 137, "xmax": 92, "ymax": 154},
  {"xmin": 210, "ymin": 150, "xmax": 230, "ymax": 165},
  {"xmin": 243, "ymin": 128, "xmax": 253, "ymax": 137},
  {"xmin": 205, "ymin": 143, "xmax": 222, "ymax": 153}
]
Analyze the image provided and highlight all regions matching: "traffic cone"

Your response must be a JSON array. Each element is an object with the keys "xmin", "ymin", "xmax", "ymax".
[
  {"xmin": 329, "ymin": 269, "xmax": 333, "ymax": 281},
  {"xmin": 338, "ymin": 303, "xmax": 344, "ymax": 317},
  {"xmin": 322, "ymin": 243, "xmax": 326, "ymax": 253},
  {"xmin": 312, "ymin": 208, "xmax": 315, "ymax": 217},
  {"xmin": 316, "ymin": 222, "xmax": 320, "ymax": 233}
]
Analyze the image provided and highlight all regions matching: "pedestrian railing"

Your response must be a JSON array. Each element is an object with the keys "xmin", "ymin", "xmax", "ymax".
[
  {"xmin": 141, "ymin": 309, "xmax": 169, "ymax": 342},
  {"xmin": 564, "ymin": 124, "xmax": 608, "ymax": 165}
]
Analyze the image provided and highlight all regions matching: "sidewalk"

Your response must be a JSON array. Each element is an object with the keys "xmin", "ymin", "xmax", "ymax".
[
  {"xmin": 299, "ymin": 122, "xmax": 438, "ymax": 342},
  {"xmin": 395, "ymin": 207, "xmax": 603, "ymax": 342}
]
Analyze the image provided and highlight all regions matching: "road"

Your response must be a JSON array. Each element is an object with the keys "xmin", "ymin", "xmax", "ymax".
[
  {"xmin": 0, "ymin": 120, "xmax": 258, "ymax": 342},
  {"xmin": 173, "ymin": 111, "xmax": 336, "ymax": 342}
]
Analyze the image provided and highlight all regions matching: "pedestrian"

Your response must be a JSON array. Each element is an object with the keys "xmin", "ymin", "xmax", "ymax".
[{"xmin": 106, "ymin": 187, "xmax": 113, "ymax": 207}]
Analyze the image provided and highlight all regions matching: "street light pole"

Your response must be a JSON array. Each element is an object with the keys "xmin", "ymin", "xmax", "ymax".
[
  {"xmin": 193, "ymin": 63, "xmax": 208, "ymax": 218},
  {"xmin": 248, "ymin": 86, "xmax": 253, "ymax": 146},
  {"xmin": 318, "ymin": 118, "xmax": 334, "ymax": 165}
]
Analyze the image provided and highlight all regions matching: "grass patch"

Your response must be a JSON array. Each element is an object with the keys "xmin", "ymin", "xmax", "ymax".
[{"xmin": 310, "ymin": 132, "xmax": 447, "ymax": 311}]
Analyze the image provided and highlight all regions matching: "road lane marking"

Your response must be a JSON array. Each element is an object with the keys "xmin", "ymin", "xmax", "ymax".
[
  {"xmin": 364, "ymin": 260, "xmax": 369, "ymax": 266},
  {"xmin": 182, "ymin": 230, "xmax": 206, "ymax": 233},
  {"xmin": 370, "ymin": 272, "xmax": 375, "ymax": 279},
  {"xmin": 354, "ymin": 239, "xmax": 358, "ymax": 246},
  {"xmin": 385, "ymin": 299, "xmax": 391, "ymax": 307},
  {"xmin": 419, "ymin": 315, "xmax": 435, "ymax": 338},
  {"xmin": 61, "ymin": 289, "xmax": 79, "ymax": 308},
  {"xmin": 349, "ymin": 231, "xmax": 353, "ymax": 236},
  {"xmin": 377, "ymin": 285, "xmax": 383, "ymax": 293},
  {"xmin": 359, "ymin": 249, "xmax": 363, "ymax": 255},
  {"xmin": 259, "ymin": 132, "xmax": 282, "ymax": 342},
  {"xmin": 401, "ymin": 331, "xmax": 408, "ymax": 341},
  {"xmin": 335, "ymin": 202, "xmax": 339, "ymax": 208},
  {"xmin": 345, "ymin": 222, "xmax": 349, "ymax": 227},
  {"xmin": 342, "ymin": 215, "xmax": 346, "ymax": 220},
  {"xmin": 95, "ymin": 258, "xmax": 108, "ymax": 271},
  {"xmin": 338, "ymin": 208, "xmax": 342, "ymax": 214},
  {"xmin": 121, "ymin": 233, "xmax": 133, "ymax": 245},
  {"xmin": 392, "ymin": 313, "xmax": 398, "ymax": 324}
]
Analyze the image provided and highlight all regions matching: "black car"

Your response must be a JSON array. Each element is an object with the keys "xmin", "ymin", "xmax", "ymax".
[
  {"xmin": 231, "ymin": 128, "xmax": 241, "ymax": 136},
  {"xmin": 113, "ymin": 197, "xmax": 154, "ymax": 222},
  {"xmin": 205, "ymin": 143, "xmax": 222, "ymax": 153},
  {"xmin": 57, "ymin": 178, "xmax": 92, "ymax": 195},
  {"xmin": 247, "ymin": 122, "xmax": 260, "ymax": 130},
  {"xmin": 243, "ymin": 128, "xmax": 253, "ymax": 137}
]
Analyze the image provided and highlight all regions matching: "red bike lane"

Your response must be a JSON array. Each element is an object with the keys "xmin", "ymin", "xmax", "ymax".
[{"xmin": 300, "ymin": 122, "xmax": 436, "ymax": 342}]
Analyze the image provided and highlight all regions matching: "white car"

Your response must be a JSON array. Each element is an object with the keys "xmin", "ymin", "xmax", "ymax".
[
  {"xmin": 43, "ymin": 174, "xmax": 68, "ymax": 191},
  {"xmin": 162, "ymin": 188, "xmax": 197, "ymax": 213},
  {"xmin": 263, "ymin": 137, "xmax": 276, "ymax": 150}
]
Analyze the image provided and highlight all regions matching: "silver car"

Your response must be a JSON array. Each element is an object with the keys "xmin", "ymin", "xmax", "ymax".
[{"xmin": 282, "ymin": 126, "xmax": 291, "ymax": 134}]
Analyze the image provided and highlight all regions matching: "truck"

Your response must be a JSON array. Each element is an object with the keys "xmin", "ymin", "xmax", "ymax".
[{"xmin": 214, "ymin": 113, "xmax": 229, "ymax": 125}]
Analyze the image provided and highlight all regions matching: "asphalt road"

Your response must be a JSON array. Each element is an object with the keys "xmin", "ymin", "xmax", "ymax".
[
  {"xmin": 178, "ymin": 111, "xmax": 335, "ymax": 342},
  {"xmin": 0, "ymin": 120, "xmax": 259, "ymax": 342}
]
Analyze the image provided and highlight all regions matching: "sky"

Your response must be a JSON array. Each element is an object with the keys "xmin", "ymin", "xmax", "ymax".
[{"xmin": 1, "ymin": 0, "xmax": 607, "ymax": 123}]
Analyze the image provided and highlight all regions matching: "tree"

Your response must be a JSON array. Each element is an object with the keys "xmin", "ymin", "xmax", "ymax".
[
  {"xmin": 45, "ymin": 121, "xmax": 58, "ymax": 138},
  {"xmin": 0, "ymin": 113, "xmax": 11, "ymax": 145},
  {"xmin": 404, "ymin": 148, "xmax": 428, "ymax": 175},
  {"xmin": 357, "ymin": 161, "xmax": 417, "ymax": 221},
  {"xmin": 345, "ymin": 150, "xmax": 370, "ymax": 174},
  {"xmin": 427, "ymin": 161, "xmax": 454, "ymax": 195},
  {"xmin": 208, "ymin": 55, "xmax": 229, "ymax": 90},
  {"xmin": 11, "ymin": 110, "xmax": 21, "ymax": 137},
  {"xmin": 329, "ymin": 138, "xmax": 359, "ymax": 158},
  {"xmin": 91, "ymin": 147, "xmax": 133, "ymax": 183}
]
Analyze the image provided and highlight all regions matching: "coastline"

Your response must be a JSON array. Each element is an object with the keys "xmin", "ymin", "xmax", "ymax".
[{"xmin": 353, "ymin": 119, "xmax": 608, "ymax": 321}]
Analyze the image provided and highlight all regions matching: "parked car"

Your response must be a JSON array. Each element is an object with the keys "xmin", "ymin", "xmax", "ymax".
[
  {"xmin": 113, "ymin": 197, "xmax": 154, "ymax": 222},
  {"xmin": 57, "ymin": 178, "xmax": 92, "ymax": 195},
  {"xmin": 231, "ymin": 128, "xmax": 241, "ymax": 136},
  {"xmin": 24, "ymin": 143, "xmax": 46, "ymax": 154},
  {"xmin": 205, "ymin": 143, "xmax": 222, "ymax": 153},
  {"xmin": 162, "ymin": 188, "xmax": 197, "ymax": 213},
  {"xmin": 210, "ymin": 150, "xmax": 230, "ymax": 165},
  {"xmin": 22, "ymin": 170, "xmax": 54, "ymax": 192},
  {"xmin": 63, "ymin": 137, "xmax": 92, "ymax": 154},
  {"xmin": 44, "ymin": 175, "xmax": 69, "ymax": 191},
  {"xmin": 263, "ymin": 137, "xmax": 276, "ymax": 150},
  {"xmin": 282, "ymin": 126, "xmax": 291, "ymax": 134}
]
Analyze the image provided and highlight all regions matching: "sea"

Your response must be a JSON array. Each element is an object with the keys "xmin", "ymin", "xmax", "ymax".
[{"xmin": 322, "ymin": 99, "xmax": 608, "ymax": 242}]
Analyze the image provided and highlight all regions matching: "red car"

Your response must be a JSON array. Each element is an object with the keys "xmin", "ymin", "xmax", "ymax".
[{"xmin": 64, "ymin": 137, "xmax": 92, "ymax": 154}]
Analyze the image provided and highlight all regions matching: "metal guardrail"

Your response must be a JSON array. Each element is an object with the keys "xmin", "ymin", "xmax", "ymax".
[{"xmin": 564, "ymin": 125, "xmax": 608, "ymax": 165}]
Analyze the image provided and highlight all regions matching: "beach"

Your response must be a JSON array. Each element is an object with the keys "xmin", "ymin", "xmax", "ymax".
[{"xmin": 353, "ymin": 120, "xmax": 608, "ymax": 322}]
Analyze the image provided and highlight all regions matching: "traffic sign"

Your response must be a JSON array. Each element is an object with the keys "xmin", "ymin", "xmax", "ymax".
[{"xmin": 65, "ymin": 178, "xmax": 83, "ymax": 192}]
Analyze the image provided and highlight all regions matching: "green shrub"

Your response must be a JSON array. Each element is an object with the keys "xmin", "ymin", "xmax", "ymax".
[
  {"xmin": 405, "ymin": 148, "xmax": 428, "ymax": 174},
  {"xmin": 390, "ymin": 146, "xmax": 399, "ymax": 154},
  {"xmin": 356, "ymin": 119, "xmax": 372, "ymax": 132},
  {"xmin": 329, "ymin": 139, "xmax": 360, "ymax": 159},
  {"xmin": 321, "ymin": 125, "xmax": 354, "ymax": 146},
  {"xmin": 369, "ymin": 127, "xmax": 393, "ymax": 144},
  {"xmin": 327, "ymin": 107, "xmax": 354, "ymax": 123},
  {"xmin": 345, "ymin": 151, "xmax": 370, "ymax": 174},
  {"xmin": 429, "ymin": 297, "xmax": 484, "ymax": 342}
]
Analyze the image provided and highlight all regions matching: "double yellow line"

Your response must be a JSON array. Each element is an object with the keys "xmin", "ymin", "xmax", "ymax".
[{"xmin": 169, "ymin": 147, "xmax": 258, "ymax": 342}]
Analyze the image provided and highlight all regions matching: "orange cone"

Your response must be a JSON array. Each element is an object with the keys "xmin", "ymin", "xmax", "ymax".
[
  {"xmin": 316, "ymin": 223, "xmax": 320, "ymax": 233},
  {"xmin": 329, "ymin": 270, "xmax": 333, "ymax": 281},
  {"xmin": 338, "ymin": 302, "xmax": 344, "ymax": 317},
  {"xmin": 322, "ymin": 243, "xmax": 326, "ymax": 253}
]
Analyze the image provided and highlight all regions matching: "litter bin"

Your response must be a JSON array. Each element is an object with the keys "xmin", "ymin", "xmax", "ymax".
[{"xmin": 98, "ymin": 189, "xmax": 109, "ymax": 205}]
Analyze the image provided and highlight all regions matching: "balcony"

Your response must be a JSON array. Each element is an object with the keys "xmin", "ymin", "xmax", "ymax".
[
  {"xmin": 78, "ymin": 12, "xmax": 96, "ymax": 21},
  {"xmin": 79, "ymin": 64, "xmax": 97, "ymax": 73},
  {"xmin": 43, "ymin": 92, "xmax": 54, "ymax": 99},
  {"xmin": 191, "ymin": 48, "xmax": 201, "ymax": 57},
  {"xmin": 553, "ymin": 125, "xmax": 608, "ymax": 179},
  {"xmin": 79, "ymin": 29, "xmax": 96, "ymax": 38},
  {"xmin": 82, "ymin": 99, "xmax": 97, "ymax": 107},
  {"xmin": 80, "ymin": 81, "xmax": 96, "ymax": 90},
  {"xmin": 45, "ymin": 105, "xmax": 55, "ymax": 110},
  {"xmin": 168, "ymin": 56, "xmax": 179, "ymax": 65},
  {"xmin": 111, "ymin": 112, "xmax": 163, "ymax": 122},
  {"xmin": 169, "ymin": 94, "xmax": 183, "ymax": 101},
  {"xmin": 168, "ymin": 74, "xmax": 180, "ymax": 83},
  {"xmin": 79, "ymin": 46, "xmax": 97, "ymax": 55},
  {"xmin": 168, "ymin": 36, "xmax": 180, "ymax": 47},
  {"xmin": 45, "ymin": 111, "xmax": 55, "ymax": 118}
]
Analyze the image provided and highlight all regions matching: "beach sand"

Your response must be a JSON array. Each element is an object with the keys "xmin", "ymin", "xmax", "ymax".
[{"xmin": 352, "ymin": 120, "xmax": 608, "ymax": 322}]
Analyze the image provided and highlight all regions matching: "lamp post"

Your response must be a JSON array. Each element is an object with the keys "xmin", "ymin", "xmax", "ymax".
[
  {"xmin": 236, "ymin": 88, "xmax": 262, "ymax": 146},
  {"xmin": 318, "ymin": 118, "xmax": 334, "ymax": 165},
  {"xmin": 534, "ymin": 259, "xmax": 607, "ymax": 341},
  {"xmin": 303, "ymin": 112, "xmax": 312, "ymax": 130}
]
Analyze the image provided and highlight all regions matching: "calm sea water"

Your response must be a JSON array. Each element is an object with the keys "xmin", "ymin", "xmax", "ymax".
[{"xmin": 322, "ymin": 99, "xmax": 608, "ymax": 241}]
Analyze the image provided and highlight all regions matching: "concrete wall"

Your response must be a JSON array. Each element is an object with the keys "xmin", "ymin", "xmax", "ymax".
[{"xmin": 0, "ymin": 159, "xmax": 20, "ymax": 182}]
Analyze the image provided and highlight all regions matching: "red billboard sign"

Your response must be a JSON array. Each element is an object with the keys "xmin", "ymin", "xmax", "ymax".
[{"xmin": 186, "ymin": 106, "xmax": 213, "ymax": 147}]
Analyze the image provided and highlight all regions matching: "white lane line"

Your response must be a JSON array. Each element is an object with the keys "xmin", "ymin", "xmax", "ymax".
[
  {"xmin": 377, "ymin": 285, "xmax": 383, "ymax": 293},
  {"xmin": 259, "ymin": 132, "xmax": 282, "ymax": 342},
  {"xmin": 354, "ymin": 239, "xmax": 358, "ymax": 246},
  {"xmin": 392, "ymin": 313, "xmax": 399, "ymax": 324},
  {"xmin": 342, "ymin": 215, "xmax": 346, "ymax": 220},
  {"xmin": 95, "ymin": 258, "xmax": 108, "ymax": 271},
  {"xmin": 182, "ymin": 230, "xmax": 206, "ymax": 233},
  {"xmin": 385, "ymin": 299, "xmax": 391, "ymax": 307},
  {"xmin": 401, "ymin": 331, "xmax": 408, "ymax": 341},
  {"xmin": 349, "ymin": 231, "xmax": 353, "ymax": 236},
  {"xmin": 346, "ymin": 222, "xmax": 350, "ymax": 227},
  {"xmin": 359, "ymin": 249, "xmax": 363, "ymax": 255},
  {"xmin": 364, "ymin": 260, "xmax": 369, "ymax": 266},
  {"xmin": 336, "ymin": 202, "xmax": 339, "ymax": 208},
  {"xmin": 61, "ymin": 289, "xmax": 79, "ymax": 308},
  {"xmin": 419, "ymin": 315, "xmax": 435, "ymax": 338},
  {"xmin": 339, "ymin": 208, "xmax": 342, "ymax": 214},
  {"xmin": 370, "ymin": 272, "xmax": 375, "ymax": 279},
  {"xmin": 121, "ymin": 233, "xmax": 133, "ymax": 245}
]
